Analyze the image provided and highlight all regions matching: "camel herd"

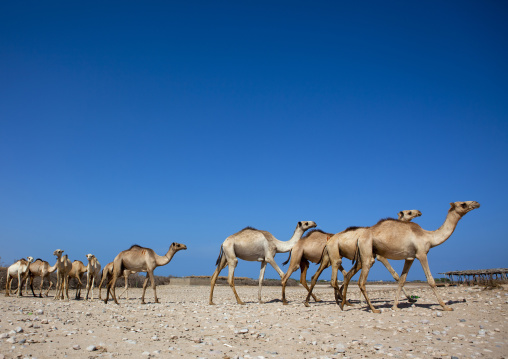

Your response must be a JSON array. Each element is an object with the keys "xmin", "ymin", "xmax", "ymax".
[{"xmin": 5, "ymin": 201, "xmax": 480, "ymax": 313}]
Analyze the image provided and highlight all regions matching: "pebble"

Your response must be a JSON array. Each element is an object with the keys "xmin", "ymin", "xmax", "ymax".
[{"xmin": 86, "ymin": 345, "xmax": 97, "ymax": 351}]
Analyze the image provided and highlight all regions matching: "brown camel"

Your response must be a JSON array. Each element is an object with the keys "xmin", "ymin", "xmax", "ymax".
[
  {"xmin": 209, "ymin": 221, "xmax": 317, "ymax": 305},
  {"xmin": 85, "ymin": 254, "xmax": 101, "ymax": 300},
  {"xmin": 280, "ymin": 229, "xmax": 333, "ymax": 304},
  {"xmin": 104, "ymin": 243, "xmax": 187, "ymax": 305},
  {"xmin": 98, "ymin": 262, "xmax": 137, "ymax": 300},
  {"xmin": 340, "ymin": 201, "xmax": 480, "ymax": 313},
  {"xmin": 25, "ymin": 258, "xmax": 58, "ymax": 297},
  {"xmin": 282, "ymin": 210, "xmax": 421, "ymax": 305},
  {"xmin": 68, "ymin": 260, "xmax": 87, "ymax": 299},
  {"xmin": 5, "ymin": 257, "xmax": 34, "ymax": 297},
  {"xmin": 53, "ymin": 249, "xmax": 72, "ymax": 301}
]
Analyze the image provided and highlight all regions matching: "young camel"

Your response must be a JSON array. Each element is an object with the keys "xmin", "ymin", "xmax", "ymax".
[
  {"xmin": 209, "ymin": 221, "xmax": 317, "ymax": 305},
  {"xmin": 53, "ymin": 249, "xmax": 72, "ymax": 301},
  {"xmin": 85, "ymin": 254, "xmax": 101, "ymax": 300},
  {"xmin": 282, "ymin": 211, "xmax": 421, "ymax": 305},
  {"xmin": 25, "ymin": 258, "xmax": 58, "ymax": 297},
  {"xmin": 68, "ymin": 260, "xmax": 88, "ymax": 299},
  {"xmin": 5, "ymin": 257, "xmax": 34, "ymax": 297},
  {"xmin": 98, "ymin": 262, "xmax": 137, "ymax": 300},
  {"xmin": 340, "ymin": 201, "xmax": 480, "ymax": 313},
  {"xmin": 104, "ymin": 243, "xmax": 187, "ymax": 305}
]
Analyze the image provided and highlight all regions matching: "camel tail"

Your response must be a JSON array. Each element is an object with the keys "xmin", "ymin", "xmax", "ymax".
[
  {"xmin": 282, "ymin": 250, "xmax": 292, "ymax": 266},
  {"xmin": 215, "ymin": 245, "xmax": 224, "ymax": 267},
  {"xmin": 317, "ymin": 246, "xmax": 328, "ymax": 265},
  {"xmin": 351, "ymin": 239, "xmax": 361, "ymax": 269}
]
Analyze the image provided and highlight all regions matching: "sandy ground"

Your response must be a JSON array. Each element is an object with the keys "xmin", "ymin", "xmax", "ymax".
[{"xmin": 0, "ymin": 283, "xmax": 507, "ymax": 359}]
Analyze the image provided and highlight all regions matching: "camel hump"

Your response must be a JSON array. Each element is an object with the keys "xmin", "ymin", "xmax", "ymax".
[
  {"xmin": 376, "ymin": 217, "xmax": 398, "ymax": 225},
  {"xmin": 240, "ymin": 226, "xmax": 257, "ymax": 232}
]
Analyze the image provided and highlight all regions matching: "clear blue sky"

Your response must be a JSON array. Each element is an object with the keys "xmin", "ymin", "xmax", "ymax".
[{"xmin": 1, "ymin": 1, "xmax": 506, "ymax": 282}]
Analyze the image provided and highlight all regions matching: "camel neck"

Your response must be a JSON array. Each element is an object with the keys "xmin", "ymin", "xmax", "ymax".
[
  {"xmin": 49, "ymin": 261, "xmax": 58, "ymax": 273},
  {"xmin": 430, "ymin": 210, "xmax": 462, "ymax": 248},
  {"xmin": 275, "ymin": 226, "xmax": 305, "ymax": 253},
  {"xmin": 155, "ymin": 250, "xmax": 174, "ymax": 266}
]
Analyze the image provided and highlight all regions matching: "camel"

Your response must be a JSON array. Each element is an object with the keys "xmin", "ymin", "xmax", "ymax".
[
  {"xmin": 280, "ymin": 229, "xmax": 333, "ymax": 304},
  {"xmin": 282, "ymin": 211, "xmax": 421, "ymax": 305},
  {"xmin": 25, "ymin": 258, "xmax": 58, "ymax": 297},
  {"xmin": 339, "ymin": 201, "xmax": 480, "ymax": 313},
  {"xmin": 68, "ymin": 260, "xmax": 88, "ymax": 299},
  {"xmin": 209, "ymin": 220, "xmax": 317, "ymax": 305},
  {"xmin": 85, "ymin": 254, "xmax": 101, "ymax": 300},
  {"xmin": 53, "ymin": 249, "xmax": 72, "ymax": 301},
  {"xmin": 104, "ymin": 242, "xmax": 187, "ymax": 305},
  {"xmin": 5, "ymin": 257, "xmax": 34, "ymax": 297},
  {"xmin": 98, "ymin": 262, "xmax": 137, "ymax": 300}
]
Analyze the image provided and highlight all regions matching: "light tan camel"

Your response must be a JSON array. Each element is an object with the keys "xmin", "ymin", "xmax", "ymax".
[
  {"xmin": 53, "ymin": 249, "xmax": 72, "ymax": 301},
  {"xmin": 340, "ymin": 201, "xmax": 480, "ymax": 313},
  {"xmin": 302, "ymin": 210, "xmax": 422, "ymax": 307},
  {"xmin": 97, "ymin": 262, "xmax": 138, "ymax": 300},
  {"xmin": 209, "ymin": 221, "xmax": 317, "ymax": 305},
  {"xmin": 68, "ymin": 260, "xmax": 87, "ymax": 299},
  {"xmin": 85, "ymin": 254, "xmax": 101, "ymax": 300},
  {"xmin": 104, "ymin": 242, "xmax": 187, "ymax": 305},
  {"xmin": 25, "ymin": 258, "xmax": 58, "ymax": 297},
  {"xmin": 5, "ymin": 257, "xmax": 34, "ymax": 297}
]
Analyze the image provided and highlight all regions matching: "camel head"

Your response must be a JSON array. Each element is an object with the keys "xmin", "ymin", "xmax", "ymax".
[
  {"xmin": 53, "ymin": 249, "xmax": 64, "ymax": 258},
  {"xmin": 86, "ymin": 254, "xmax": 94, "ymax": 261},
  {"xmin": 298, "ymin": 221, "xmax": 317, "ymax": 232},
  {"xmin": 398, "ymin": 210, "xmax": 422, "ymax": 221},
  {"xmin": 170, "ymin": 242, "xmax": 187, "ymax": 252},
  {"xmin": 449, "ymin": 201, "xmax": 480, "ymax": 216},
  {"xmin": 27, "ymin": 256, "xmax": 34, "ymax": 264}
]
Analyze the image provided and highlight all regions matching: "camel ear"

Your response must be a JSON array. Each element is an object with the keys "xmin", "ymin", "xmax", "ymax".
[
  {"xmin": 298, "ymin": 221, "xmax": 302, "ymax": 227},
  {"xmin": 450, "ymin": 202, "xmax": 455, "ymax": 209},
  {"xmin": 398, "ymin": 211, "xmax": 403, "ymax": 217}
]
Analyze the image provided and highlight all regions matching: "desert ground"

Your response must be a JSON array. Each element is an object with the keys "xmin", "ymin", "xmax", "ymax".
[{"xmin": 0, "ymin": 283, "xmax": 506, "ymax": 359}]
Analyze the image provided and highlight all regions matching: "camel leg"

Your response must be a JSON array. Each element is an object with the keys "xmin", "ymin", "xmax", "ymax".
[
  {"xmin": 141, "ymin": 273, "xmax": 152, "ymax": 304},
  {"xmin": 98, "ymin": 274, "xmax": 106, "ymax": 300},
  {"xmin": 300, "ymin": 260, "xmax": 321, "ymax": 302},
  {"xmin": 28, "ymin": 275, "xmax": 36, "ymax": 297},
  {"xmin": 209, "ymin": 256, "xmax": 227, "ymax": 305},
  {"xmin": 257, "ymin": 261, "xmax": 268, "ymax": 303},
  {"xmin": 64, "ymin": 275, "xmax": 70, "ymax": 301},
  {"xmin": 5, "ymin": 276, "xmax": 12, "ymax": 297},
  {"xmin": 281, "ymin": 262, "xmax": 299, "ymax": 305},
  {"xmin": 105, "ymin": 271, "xmax": 120, "ymax": 305},
  {"xmin": 418, "ymin": 254, "xmax": 452, "ymax": 311},
  {"xmin": 329, "ymin": 258, "xmax": 344, "ymax": 305},
  {"xmin": 357, "ymin": 256, "xmax": 379, "ymax": 313},
  {"xmin": 227, "ymin": 259, "xmax": 244, "ymax": 305},
  {"xmin": 54, "ymin": 273, "xmax": 60, "ymax": 300},
  {"xmin": 45, "ymin": 278, "xmax": 53, "ymax": 297},
  {"xmin": 392, "ymin": 259, "xmax": 414, "ymax": 310},
  {"xmin": 377, "ymin": 255, "xmax": 415, "ymax": 302},
  {"xmin": 339, "ymin": 262, "xmax": 362, "ymax": 310},
  {"xmin": 85, "ymin": 273, "xmax": 92, "ymax": 300},
  {"xmin": 266, "ymin": 257, "xmax": 285, "ymax": 278},
  {"xmin": 336, "ymin": 267, "xmax": 354, "ymax": 306},
  {"xmin": 304, "ymin": 254, "xmax": 330, "ymax": 307},
  {"xmin": 17, "ymin": 272, "xmax": 23, "ymax": 297}
]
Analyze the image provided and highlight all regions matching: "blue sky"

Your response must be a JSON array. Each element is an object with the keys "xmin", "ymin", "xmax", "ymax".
[{"xmin": 1, "ymin": 1, "xmax": 506, "ymax": 282}]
